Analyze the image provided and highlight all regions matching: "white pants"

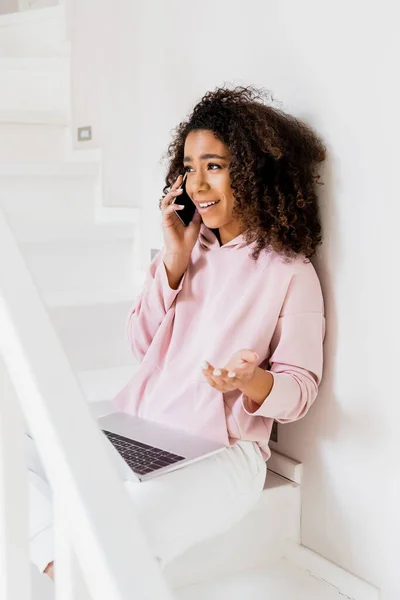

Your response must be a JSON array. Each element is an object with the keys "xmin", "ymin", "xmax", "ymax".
[{"xmin": 26, "ymin": 430, "xmax": 267, "ymax": 574}]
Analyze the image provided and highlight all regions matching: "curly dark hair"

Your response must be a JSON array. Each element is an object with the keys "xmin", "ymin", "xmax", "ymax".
[{"xmin": 163, "ymin": 85, "xmax": 326, "ymax": 261}]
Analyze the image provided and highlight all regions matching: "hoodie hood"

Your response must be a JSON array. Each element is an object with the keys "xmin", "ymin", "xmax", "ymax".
[{"xmin": 199, "ymin": 223, "xmax": 249, "ymax": 251}]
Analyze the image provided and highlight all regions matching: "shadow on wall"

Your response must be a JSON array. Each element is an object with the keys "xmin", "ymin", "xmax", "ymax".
[
  {"xmin": 277, "ymin": 153, "xmax": 382, "ymax": 584},
  {"xmin": 277, "ymin": 156, "xmax": 344, "ymax": 458}
]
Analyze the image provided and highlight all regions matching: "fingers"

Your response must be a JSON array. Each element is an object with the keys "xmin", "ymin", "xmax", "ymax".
[
  {"xmin": 171, "ymin": 174, "xmax": 183, "ymax": 191},
  {"xmin": 160, "ymin": 175, "xmax": 185, "ymax": 212},
  {"xmin": 201, "ymin": 361, "xmax": 219, "ymax": 387},
  {"xmin": 201, "ymin": 361, "xmax": 213, "ymax": 377},
  {"xmin": 213, "ymin": 367, "xmax": 236, "ymax": 379},
  {"xmin": 201, "ymin": 362, "xmax": 235, "ymax": 379},
  {"xmin": 163, "ymin": 202, "xmax": 185, "ymax": 218},
  {"xmin": 201, "ymin": 350, "xmax": 259, "ymax": 392},
  {"xmin": 201, "ymin": 362, "xmax": 236, "ymax": 385},
  {"xmin": 160, "ymin": 189, "xmax": 183, "ymax": 213}
]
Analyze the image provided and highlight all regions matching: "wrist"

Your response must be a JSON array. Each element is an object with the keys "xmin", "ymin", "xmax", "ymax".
[
  {"xmin": 164, "ymin": 249, "xmax": 191, "ymax": 257},
  {"xmin": 238, "ymin": 367, "xmax": 274, "ymax": 406},
  {"xmin": 163, "ymin": 253, "xmax": 189, "ymax": 290},
  {"xmin": 163, "ymin": 251, "xmax": 190, "ymax": 266}
]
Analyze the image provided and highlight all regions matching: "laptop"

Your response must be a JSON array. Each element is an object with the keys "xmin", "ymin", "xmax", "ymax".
[{"xmin": 97, "ymin": 411, "xmax": 227, "ymax": 482}]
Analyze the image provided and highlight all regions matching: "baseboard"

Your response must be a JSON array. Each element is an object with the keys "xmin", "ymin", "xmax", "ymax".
[
  {"xmin": 284, "ymin": 540, "xmax": 380, "ymax": 600},
  {"xmin": 268, "ymin": 449, "xmax": 303, "ymax": 484}
]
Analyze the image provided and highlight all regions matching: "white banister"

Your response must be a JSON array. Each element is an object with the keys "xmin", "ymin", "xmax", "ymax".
[
  {"xmin": 0, "ymin": 208, "xmax": 174, "ymax": 599},
  {"xmin": 54, "ymin": 490, "xmax": 91, "ymax": 600},
  {"xmin": 0, "ymin": 359, "xmax": 32, "ymax": 600}
]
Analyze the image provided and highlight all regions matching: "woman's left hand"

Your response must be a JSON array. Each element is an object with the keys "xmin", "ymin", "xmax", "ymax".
[{"xmin": 201, "ymin": 349, "xmax": 260, "ymax": 393}]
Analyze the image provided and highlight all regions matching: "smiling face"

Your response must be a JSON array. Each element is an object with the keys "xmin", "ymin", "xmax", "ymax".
[{"xmin": 183, "ymin": 129, "xmax": 244, "ymax": 245}]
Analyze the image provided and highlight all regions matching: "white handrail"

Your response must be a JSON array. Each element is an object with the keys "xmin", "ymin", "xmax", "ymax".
[
  {"xmin": 0, "ymin": 208, "xmax": 174, "ymax": 599},
  {"xmin": 0, "ymin": 360, "xmax": 32, "ymax": 600},
  {"xmin": 53, "ymin": 489, "xmax": 92, "ymax": 600}
]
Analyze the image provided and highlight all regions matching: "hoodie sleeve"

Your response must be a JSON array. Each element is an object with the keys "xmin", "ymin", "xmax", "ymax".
[
  {"xmin": 241, "ymin": 264, "xmax": 325, "ymax": 422},
  {"xmin": 126, "ymin": 248, "xmax": 186, "ymax": 362}
]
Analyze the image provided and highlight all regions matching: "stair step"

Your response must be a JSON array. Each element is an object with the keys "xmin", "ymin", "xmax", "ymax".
[
  {"xmin": 78, "ymin": 366, "xmax": 139, "ymax": 403},
  {"xmin": 0, "ymin": 108, "xmax": 67, "ymax": 124},
  {"xmin": 0, "ymin": 5, "xmax": 66, "ymax": 58},
  {"xmin": 20, "ymin": 237, "xmax": 140, "ymax": 293},
  {"xmin": 0, "ymin": 56, "xmax": 68, "ymax": 113},
  {"xmin": 49, "ymin": 301, "xmax": 135, "ymax": 371},
  {"xmin": 0, "ymin": 121, "xmax": 66, "ymax": 162},
  {"xmin": 0, "ymin": 4, "xmax": 62, "ymax": 26},
  {"xmin": 165, "ymin": 472, "xmax": 301, "ymax": 589},
  {"xmin": 19, "ymin": 1, "xmax": 57, "ymax": 11},
  {"xmin": 0, "ymin": 55, "xmax": 67, "ymax": 70},
  {"xmin": 95, "ymin": 206, "xmax": 141, "ymax": 224},
  {"xmin": 0, "ymin": 161, "xmax": 98, "ymax": 177},
  {"xmin": 42, "ymin": 285, "xmax": 142, "ymax": 308},
  {"xmin": 16, "ymin": 221, "xmax": 140, "ymax": 243},
  {"xmin": 0, "ymin": 166, "xmax": 98, "ymax": 233},
  {"xmin": 174, "ymin": 558, "xmax": 343, "ymax": 600}
]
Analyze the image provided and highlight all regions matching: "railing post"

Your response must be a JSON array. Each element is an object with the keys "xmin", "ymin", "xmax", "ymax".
[
  {"xmin": 0, "ymin": 357, "xmax": 31, "ymax": 600},
  {"xmin": 54, "ymin": 490, "xmax": 92, "ymax": 600},
  {"xmin": 0, "ymin": 207, "xmax": 175, "ymax": 600}
]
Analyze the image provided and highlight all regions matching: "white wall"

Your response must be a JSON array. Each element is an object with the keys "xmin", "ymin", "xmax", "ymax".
[{"xmin": 70, "ymin": 1, "xmax": 399, "ymax": 597}]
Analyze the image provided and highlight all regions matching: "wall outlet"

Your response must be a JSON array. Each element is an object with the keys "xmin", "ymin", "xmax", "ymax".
[{"xmin": 77, "ymin": 126, "xmax": 92, "ymax": 142}]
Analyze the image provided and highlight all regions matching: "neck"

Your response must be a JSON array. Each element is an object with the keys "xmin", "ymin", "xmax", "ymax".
[
  {"xmin": 215, "ymin": 222, "xmax": 244, "ymax": 246},
  {"xmin": 211, "ymin": 228, "xmax": 222, "ymax": 245}
]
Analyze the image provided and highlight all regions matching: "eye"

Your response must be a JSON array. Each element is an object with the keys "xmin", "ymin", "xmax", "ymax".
[{"xmin": 183, "ymin": 163, "xmax": 222, "ymax": 172}]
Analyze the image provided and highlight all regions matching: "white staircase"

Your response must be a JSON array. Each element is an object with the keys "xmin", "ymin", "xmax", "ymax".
[
  {"xmin": 0, "ymin": 5, "xmax": 378, "ymax": 600},
  {"xmin": 0, "ymin": 4, "xmax": 143, "ymax": 412}
]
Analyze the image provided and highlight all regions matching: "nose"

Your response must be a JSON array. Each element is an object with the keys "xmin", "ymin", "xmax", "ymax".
[{"xmin": 189, "ymin": 171, "xmax": 210, "ymax": 196}]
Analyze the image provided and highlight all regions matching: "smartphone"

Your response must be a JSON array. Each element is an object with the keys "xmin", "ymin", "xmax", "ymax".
[{"xmin": 172, "ymin": 171, "xmax": 196, "ymax": 227}]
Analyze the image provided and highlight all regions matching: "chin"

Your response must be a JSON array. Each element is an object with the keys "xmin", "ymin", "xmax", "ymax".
[
  {"xmin": 202, "ymin": 215, "xmax": 221, "ymax": 224},
  {"xmin": 203, "ymin": 220, "xmax": 221, "ymax": 229}
]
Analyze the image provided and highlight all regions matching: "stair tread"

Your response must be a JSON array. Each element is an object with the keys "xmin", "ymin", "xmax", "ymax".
[
  {"xmin": 175, "ymin": 558, "xmax": 342, "ymax": 600},
  {"xmin": 78, "ymin": 365, "xmax": 139, "ymax": 403},
  {"xmin": 0, "ymin": 5, "xmax": 62, "ymax": 26},
  {"xmin": 0, "ymin": 161, "xmax": 99, "ymax": 176},
  {"xmin": 33, "ymin": 552, "xmax": 340, "ymax": 600},
  {"xmin": 0, "ymin": 56, "xmax": 67, "ymax": 69},
  {"xmin": 0, "ymin": 108, "xmax": 68, "ymax": 124},
  {"xmin": 18, "ymin": 221, "xmax": 140, "ymax": 243},
  {"xmin": 42, "ymin": 286, "xmax": 143, "ymax": 307}
]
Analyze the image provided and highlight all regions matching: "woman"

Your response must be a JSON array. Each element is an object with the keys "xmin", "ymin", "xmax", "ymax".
[{"xmin": 31, "ymin": 85, "xmax": 326, "ymax": 580}]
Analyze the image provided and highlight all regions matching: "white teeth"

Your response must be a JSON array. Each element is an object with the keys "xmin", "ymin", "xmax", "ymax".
[{"xmin": 199, "ymin": 201, "xmax": 218, "ymax": 208}]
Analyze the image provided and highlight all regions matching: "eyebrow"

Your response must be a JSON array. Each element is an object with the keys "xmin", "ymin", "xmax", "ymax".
[{"xmin": 183, "ymin": 153, "xmax": 228, "ymax": 162}]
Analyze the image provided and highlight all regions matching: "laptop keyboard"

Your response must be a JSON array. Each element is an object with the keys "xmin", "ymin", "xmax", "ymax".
[{"xmin": 103, "ymin": 430, "xmax": 185, "ymax": 476}]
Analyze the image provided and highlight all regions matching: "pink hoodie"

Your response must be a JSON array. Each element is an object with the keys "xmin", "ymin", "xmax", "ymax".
[{"xmin": 114, "ymin": 224, "xmax": 325, "ymax": 460}]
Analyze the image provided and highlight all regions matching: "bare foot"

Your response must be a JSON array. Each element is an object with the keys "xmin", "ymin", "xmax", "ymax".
[{"xmin": 44, "ymin": 561, "xmax": 54, "ymax": 581}]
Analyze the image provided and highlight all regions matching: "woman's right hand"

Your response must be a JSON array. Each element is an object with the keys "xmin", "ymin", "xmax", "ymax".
[{"xmin": 160, "ymin": 174, "xmax": 202, "ymax": 259}]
